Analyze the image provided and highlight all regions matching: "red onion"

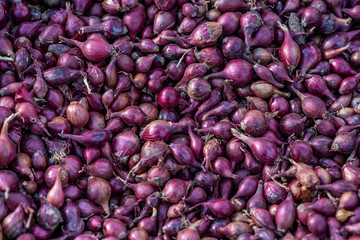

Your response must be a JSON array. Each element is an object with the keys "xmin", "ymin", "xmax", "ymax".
[
  {"xmin": 123, "ymin": 5, "xmax": 146, "ymax": 41},
  {"xmin": 278, "ymin": 22, "xmax": 301, "ymax": 71},
  {"xmin": 291, "ymin": 86, "xmax": 327, "ymax": 118},
  {"xmin": 205, "ymin": 59, "xmax": 253, "ymax": 87},
  {"xmin": 103, "ymin": 219, "xmax": 126, "ymax": 239},
  {"xmin": 147, "ymin": 159, "xmax": 170, "ymax": 187},
  {"xmin": 162, "ymin": 178, "xmax": 191, "ymax": 203},
  {"xmin": 232, "ymin": 129, "xmax": 278, "ymax": 164},
  {"xmin": 339, "ymin": 73, "xmax": 360, "ymax": 95},
  {"xmin": 316, "ymin": 180, "xmax": 357, "ymax": 197},
  {"xmin": 85, "ymin": 158, "xmax": 114, "ymax": 179},
  {"xmin": 46, "ymin": 168, "xmax": 64, "ymax": 208},
  {"xmin": 342, "ymin": 5, "xmax": 360, "ymax": 20},
  {"xmin": 222, "ymin": 36, "xmax": 246, "ymax": 60},
  {"xmin": 43, "ymin": 66, "xmax": 85, "ymax": 86},
  {"xmin": 240, "ymin": 11, "xmax": 262, "ymax": 51},
  {"xmin": 181, "ymin": 78, "xmax": 212, "ymax": 101},
  {"xmin": 87, "ymin": 176, "xmax": 111, "ymax": 216},
  {"xmin": 331, "ymin": 132, "xmax": 356, "ymax": 154},
  {"xmin": 305, "ymin": 74, "xmax": 336, "ymax": 101},
  {"xmin": 60, "ymin": 37, "xmax": 113, "ymax": 62},
  {"xmin": 123, "ymin": 181, "xmax": 157, "ymax": 201},
  {"xmin": 37, "ymin": 199, "xmax": 63, "ymax": 231},
  {"xmin": 299, "ymin": 43, "xmax": 322, "ymax": 77},
  {"xmin": 330, "ymin": 58, "xmax": 358, "ymax": 76},
  {"xmin": 195, "ymin": 198, "xmax": 234, "ymax": 218},
  {"xmin": 2, "ymin": 204, "xmax": 25, "ymax": 239},
  {"xmin": 64, "ymin": 3, "xmax": 85, "ymax": 38},
  {"xmin": 102, "ymin": 0, "xmax": 121, "ymax": 14},
  {"xmin": 276, "ymin": 192, "xmax": 296, "ymax": 233},
  {"xmin": 177, "ymin": 227, "xmax": 200, "ymax": 240},
  {"xmin": 251, "ymin": 208, "xmax": 275, "ymax": 230},
  {"xmin": 140, "ymin": 120, "xmax": 183, "ymax": 142},
  {"xmin": 178, "ymin": 16, "xmax": 204, "ymax": 34},
  {"xmin": 38, "ymin": 24, "xmax": 65, "ymax": 46},
  {"xmin": 183, "ymin": 22, "xmax": 223, "ymax": 47},
  {"xmin": 157, "ymin": 87, "xmax": 186, "ymax": 108}
]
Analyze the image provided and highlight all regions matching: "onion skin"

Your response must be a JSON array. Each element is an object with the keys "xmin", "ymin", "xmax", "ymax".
[{"xmin": 184, "ymin": 22, "xmax": 223, "ymax": 48}]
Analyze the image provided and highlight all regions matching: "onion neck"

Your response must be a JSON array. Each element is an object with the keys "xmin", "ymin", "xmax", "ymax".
[
  {"xmin": 0, "ymin": 56, "xmax": 13, "ymax": 61},
  {"xmin": 277, "ymin": 22, "xmax": 290, "ymax": 37},
  {"xmin": 204, "ymin": 71, "xmax": 225, "ymax": 80},
  {"xmin": 175, "ymin": 77, "xmax": 190, "ymax": 90},
  {"xmin": 109, "ymin": 111, "xmax": 122, "ymax": 119},
  {"xmin": 291, "ymin": 86, "xmax": 306, "ymax": 101},
  {"xmin": 59, "ymin": 36, "xmax": 82, "ymax": 49},
  {"xmin": 1, "ymin": 113, "xmax": 19, "ymax": 136},
  {"xmin": 79, "ymin": 25, "xmax": 104, "ymax": 35},
  {"xmin": 231, "ymin": 128, "xmax": 250, "ymax": 143},
  {"xmin": 60, "ymin": 133, "xmax": 77, "ymax": 141},
  {"xmin": 334, "ymin": 16, "xmax": 351, "ymax": 30}
]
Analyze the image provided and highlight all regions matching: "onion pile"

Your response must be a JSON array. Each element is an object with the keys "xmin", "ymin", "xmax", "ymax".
[{"xmin": 0, "ymin": 0, "xmax": 360, "ymax": 239}]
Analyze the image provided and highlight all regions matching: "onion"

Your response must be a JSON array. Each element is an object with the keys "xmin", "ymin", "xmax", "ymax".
[
  {"xmin": 103, "ymin": 219, "xmax": 126, "ymax": 239},
  {"xmin": 38, "ymin": 24, "xmax": 65, "ymax": 46},
  {"xmin": 60, "ymin": 36, "xmax": 113, "ymax": 62},
  {"xmin": 102, "ymin": 0, "xmax": 121, "ymax": 14},
  {"xmin": 123, "ymin": 5, "xmax": 146, "ymax": 41},
  {"xmin": 276, "ymin": 192, "xmax": 296, "ymax": 233},
  {"xmin": 79, "ymin": 19, "xmax": 127, "ymax": 39},
  {"xmin": 339, "ymin": 73, "xmax": 360, "ymax": 95},
  {"xmin": 278, "ymin": 22, "xmax": 301, "ymax": 71},
  {"xmin": 194, "ymin": 198, "xmax": 234, "ymax": 218},
  {"xmin": 240, "ymin": 11, "xmax": 262, "ymax": 51},
  {"xmin": 157, "ymin": 87, "xmax": 186, "ymax": 108},
  {"xmin": 205, "ymin": 59, "xmax": 253, "ymax": 87},
  {"xmin": 177, "ymin": 227, "xmax": 200, "ymax": 240},
  {"xmin": 183, "ymin": 22, "xmax": 223, "ymax": 48},
  {"xmin": 291, "ymin": 86, "xmax": 327, "ymax": 118},
  {"xmin": 2, "ymin": 204, "xmax": 25, "ymax": 239},
  {"xmin": 87, "ymin": 176, "xmax": 111, "ymax": 216},
  {"xmin": 232, "ymin": 129, "xmax": 278, "ymax": 164}
]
